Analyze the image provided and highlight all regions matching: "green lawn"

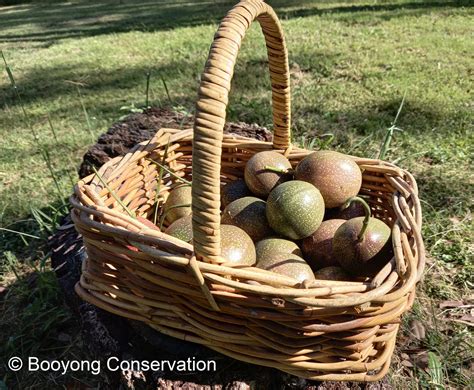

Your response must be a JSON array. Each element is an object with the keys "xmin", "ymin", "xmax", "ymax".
[{"xmin": 1, "ymin": 0, "xmax": 473, "ymax": 388}]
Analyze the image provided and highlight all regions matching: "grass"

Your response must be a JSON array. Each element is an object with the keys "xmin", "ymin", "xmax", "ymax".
[
  {"xmin": 1, "ymin": 0, "xmax": 473, "ymax": 388},
  {"xmin": 0, "ymin": 261, "xmax": 98, "ymax": 388}
]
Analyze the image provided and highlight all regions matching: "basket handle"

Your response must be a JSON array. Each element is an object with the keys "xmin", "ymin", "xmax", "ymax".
[{"xmin": 191, "ymin": 0, "xmax": 291, "ymax": 262}]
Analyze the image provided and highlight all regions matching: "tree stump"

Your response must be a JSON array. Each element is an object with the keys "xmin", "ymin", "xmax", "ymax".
[{"xmin": 50, "ymin": 108, "xmax": 391, "ymax": 390}]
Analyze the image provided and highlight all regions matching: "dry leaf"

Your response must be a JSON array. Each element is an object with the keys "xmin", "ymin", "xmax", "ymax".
[
  {"xmin": 459, "ymin": 315, "xmax": 474, "ymax": 323},
  {"xmin": 440, "ymin": 300, "xmax": 465, "ymax": 309},
  {"xmin": 411, "ymin": 351, "xmax": 429, "ymax": 369},
  {"xmin": 411, "ymin": 319, "xmax": 426, "ymax": 340},
  {"xmin": 449, "ymin": 216, "xmax": 461, "ymax": 225},
  {"xmin": 448, "ymin": 316, "xmax": 474, "ymax": 327},
  {"xmin": 401, "ymin": 359, "xmax": 414, "ymax": 368}
]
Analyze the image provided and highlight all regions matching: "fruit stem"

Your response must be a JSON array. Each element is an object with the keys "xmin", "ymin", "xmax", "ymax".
[
  {"xmin": 263, "ymin": 165, "xmax": 294, "ymax": 174},
  {"xmin": 342, "ymin": 196, "xmax": 371, "ymax": 242}
]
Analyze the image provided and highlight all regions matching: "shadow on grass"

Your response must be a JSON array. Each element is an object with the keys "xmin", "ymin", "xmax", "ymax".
[
  {"xmin": 293, "ymin": 97, "xmax": 468, "ymax": 138},
  {"xmin": 277, "ymin": 0, "xmax": 471, "ymax": 21},
  {"xmin": 0, "ymin": 61, "xmax": 196, "ymax": 107},
  {"xmin": 1, "ymin": 48, "xmax": 468, "ymax": 139},
  {"xmin": 0, "ymin": 0, "xmax": 468, "ymax": 45},
  {"xmin": 0, "ymin": 198, "xmax": 69, "ymax": 265},
  {"xmin": 416, "ymin": 166, "xmax": 472, "ymax": 212},
  {"xmin": 0, "ymin": 52, "xmax": 280, "ymax": 115}
]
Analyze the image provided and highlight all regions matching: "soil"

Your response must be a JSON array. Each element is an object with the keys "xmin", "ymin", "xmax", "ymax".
[{"xmin": 50, "ymin": 108, "xmax": 391, "ymax": 389}]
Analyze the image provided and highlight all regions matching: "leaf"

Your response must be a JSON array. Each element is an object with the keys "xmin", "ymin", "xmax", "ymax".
[
  {"xmin": 439, "ymin": 300, "xmax": 465, "ymax": 309},
  {"xmin": 400, "ymin": 353, "xmax": 413, "ymax": 369},
  {"xmin": 444, "ymin": 314, "xmax": 474, "ymax": 326},
  {"xmin": 411, "ymin": 319, "xmax": 426, "ymax": 340},
  {"xmin": 412, "ymin": 351, "xmax": 429, "ymax": 369},
  {"xmin": 449, "ymin": 216, "xmax": 460, "ymax": 225},
  {"xmin": 428, "ymin": 352, "xmax": 444, "ymax": 388},
  {"xmin": 401, "ymin": 359, "xmax": 414, "ymax": 368},
  {"xmin": 459, "ymin": 315, "xmax": 474, "ymax": 323}
]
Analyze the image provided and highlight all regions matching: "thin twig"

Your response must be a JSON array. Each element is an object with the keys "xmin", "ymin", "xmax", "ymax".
[
  {"xmin": 41, "ymin": 147, "xmax": 66, "ymax": 204},
  {"xmin": 76, "ymin": 85, "xmax": 95, "ymax": 141},
  {"xmin": 263, "ymin": 165, "xmax": 293, "ymax": 174},
  {"xmin": 1, "ymin": 50, "xmax": 37, "ymax": 138},
  {"xmin": 148, "ymin": 158, "xmax": 191, "ymax": 185},
  {"xmin": 47, "ymin": 115, "xmax": 76, "ymax": 188},
  {"xmin": 160, "ymin": 75, "xmax": 172, "ymax": 105},
  {"xmin": 153, "ymin": 138, "xmax": 170, "ymax": 225},
  {"xmin": 145, "ymin": 71, "xmax": 151, "ymax": 107},
  {"xmin": 2, "ymin": 51, "xmax": 65, "ymax": 204}
]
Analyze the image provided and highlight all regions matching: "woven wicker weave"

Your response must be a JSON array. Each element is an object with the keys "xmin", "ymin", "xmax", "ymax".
[{"xmin": 71, "ymin": 0, "xmax": 425, "ymax": 382}]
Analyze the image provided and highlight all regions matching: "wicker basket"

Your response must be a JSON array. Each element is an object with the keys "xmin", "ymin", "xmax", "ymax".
[{"xmin": 71, "ymin": 0, "xmax": 425, "ymax": 382}]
